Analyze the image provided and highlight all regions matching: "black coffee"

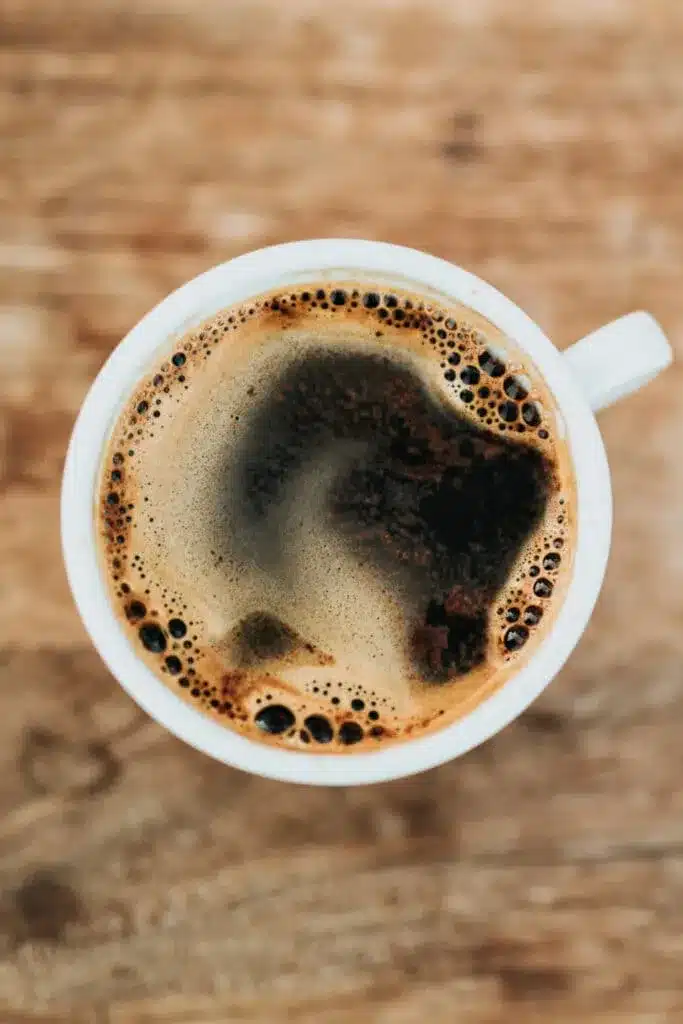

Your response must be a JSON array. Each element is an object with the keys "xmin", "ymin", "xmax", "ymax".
[{"xmin": 98, "ymin": 284, "xmax": 574, "ymax": 751}]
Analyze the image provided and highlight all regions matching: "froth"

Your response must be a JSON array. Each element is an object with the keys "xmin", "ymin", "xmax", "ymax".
[{"xmin": 98, "ymin": 283, "xmax": 574, "ymax": 752}]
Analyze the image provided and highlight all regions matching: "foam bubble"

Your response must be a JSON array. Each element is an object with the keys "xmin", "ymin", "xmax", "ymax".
[{"xmin": 304, "ymin": 714, "xmax": 334, "ymax": 743}]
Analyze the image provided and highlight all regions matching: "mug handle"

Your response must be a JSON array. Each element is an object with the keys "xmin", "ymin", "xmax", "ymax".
[{"xmin": 563, "ymin": 312, "xmax": 673, "ymax": 413}]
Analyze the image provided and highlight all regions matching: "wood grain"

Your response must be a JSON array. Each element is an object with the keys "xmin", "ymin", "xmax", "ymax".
[{"xmin": 1, "ymin": 0, "xmax": 683, "ymax": 1018}]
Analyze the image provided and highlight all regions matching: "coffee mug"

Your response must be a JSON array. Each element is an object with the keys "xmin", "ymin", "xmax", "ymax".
[{"xmin": 61, "ymin": 240, "xmax": 672, "ymax": 785}]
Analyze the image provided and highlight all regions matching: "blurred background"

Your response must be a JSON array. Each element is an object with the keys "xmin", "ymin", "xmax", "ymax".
[{"xmin": 1, "ymin": 0, "xmax": 683, "ymax": 1020}]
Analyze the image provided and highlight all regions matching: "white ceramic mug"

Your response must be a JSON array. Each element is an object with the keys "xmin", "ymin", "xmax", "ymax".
[{"xmin": 61, "ymin": 240, "xmax": 672, "ymax": 786}]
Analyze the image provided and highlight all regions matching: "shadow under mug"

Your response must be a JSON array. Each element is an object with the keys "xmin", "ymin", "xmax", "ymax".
[{"xmin": 61, "ymin": 240, "xmax": 672, "ymax": 785}]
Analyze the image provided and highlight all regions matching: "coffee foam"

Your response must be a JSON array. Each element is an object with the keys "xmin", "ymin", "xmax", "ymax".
[{"xmin": 97, "ymin": 283, "xmax": 575, "ymax": 751}]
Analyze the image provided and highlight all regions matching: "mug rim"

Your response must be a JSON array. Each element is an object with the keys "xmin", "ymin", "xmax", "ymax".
[{"xmin": 61, "ymin": 239, "xmax": 612, "ymax": 785}]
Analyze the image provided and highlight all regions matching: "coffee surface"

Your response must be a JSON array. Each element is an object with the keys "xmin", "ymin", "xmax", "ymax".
[{"xmin": 97, "ymin": 283, "xmax": 574, "ymax": 751}]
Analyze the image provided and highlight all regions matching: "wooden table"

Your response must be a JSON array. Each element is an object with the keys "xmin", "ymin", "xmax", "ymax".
[{"xmin": 1, "ymin": 0, "xmax": 683, "ymax": 1019}]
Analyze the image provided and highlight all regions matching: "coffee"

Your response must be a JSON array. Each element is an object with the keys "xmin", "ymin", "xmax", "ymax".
[{"xmin": 97, "ymin": 282, "xmax": 574, "ymax": 751}]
